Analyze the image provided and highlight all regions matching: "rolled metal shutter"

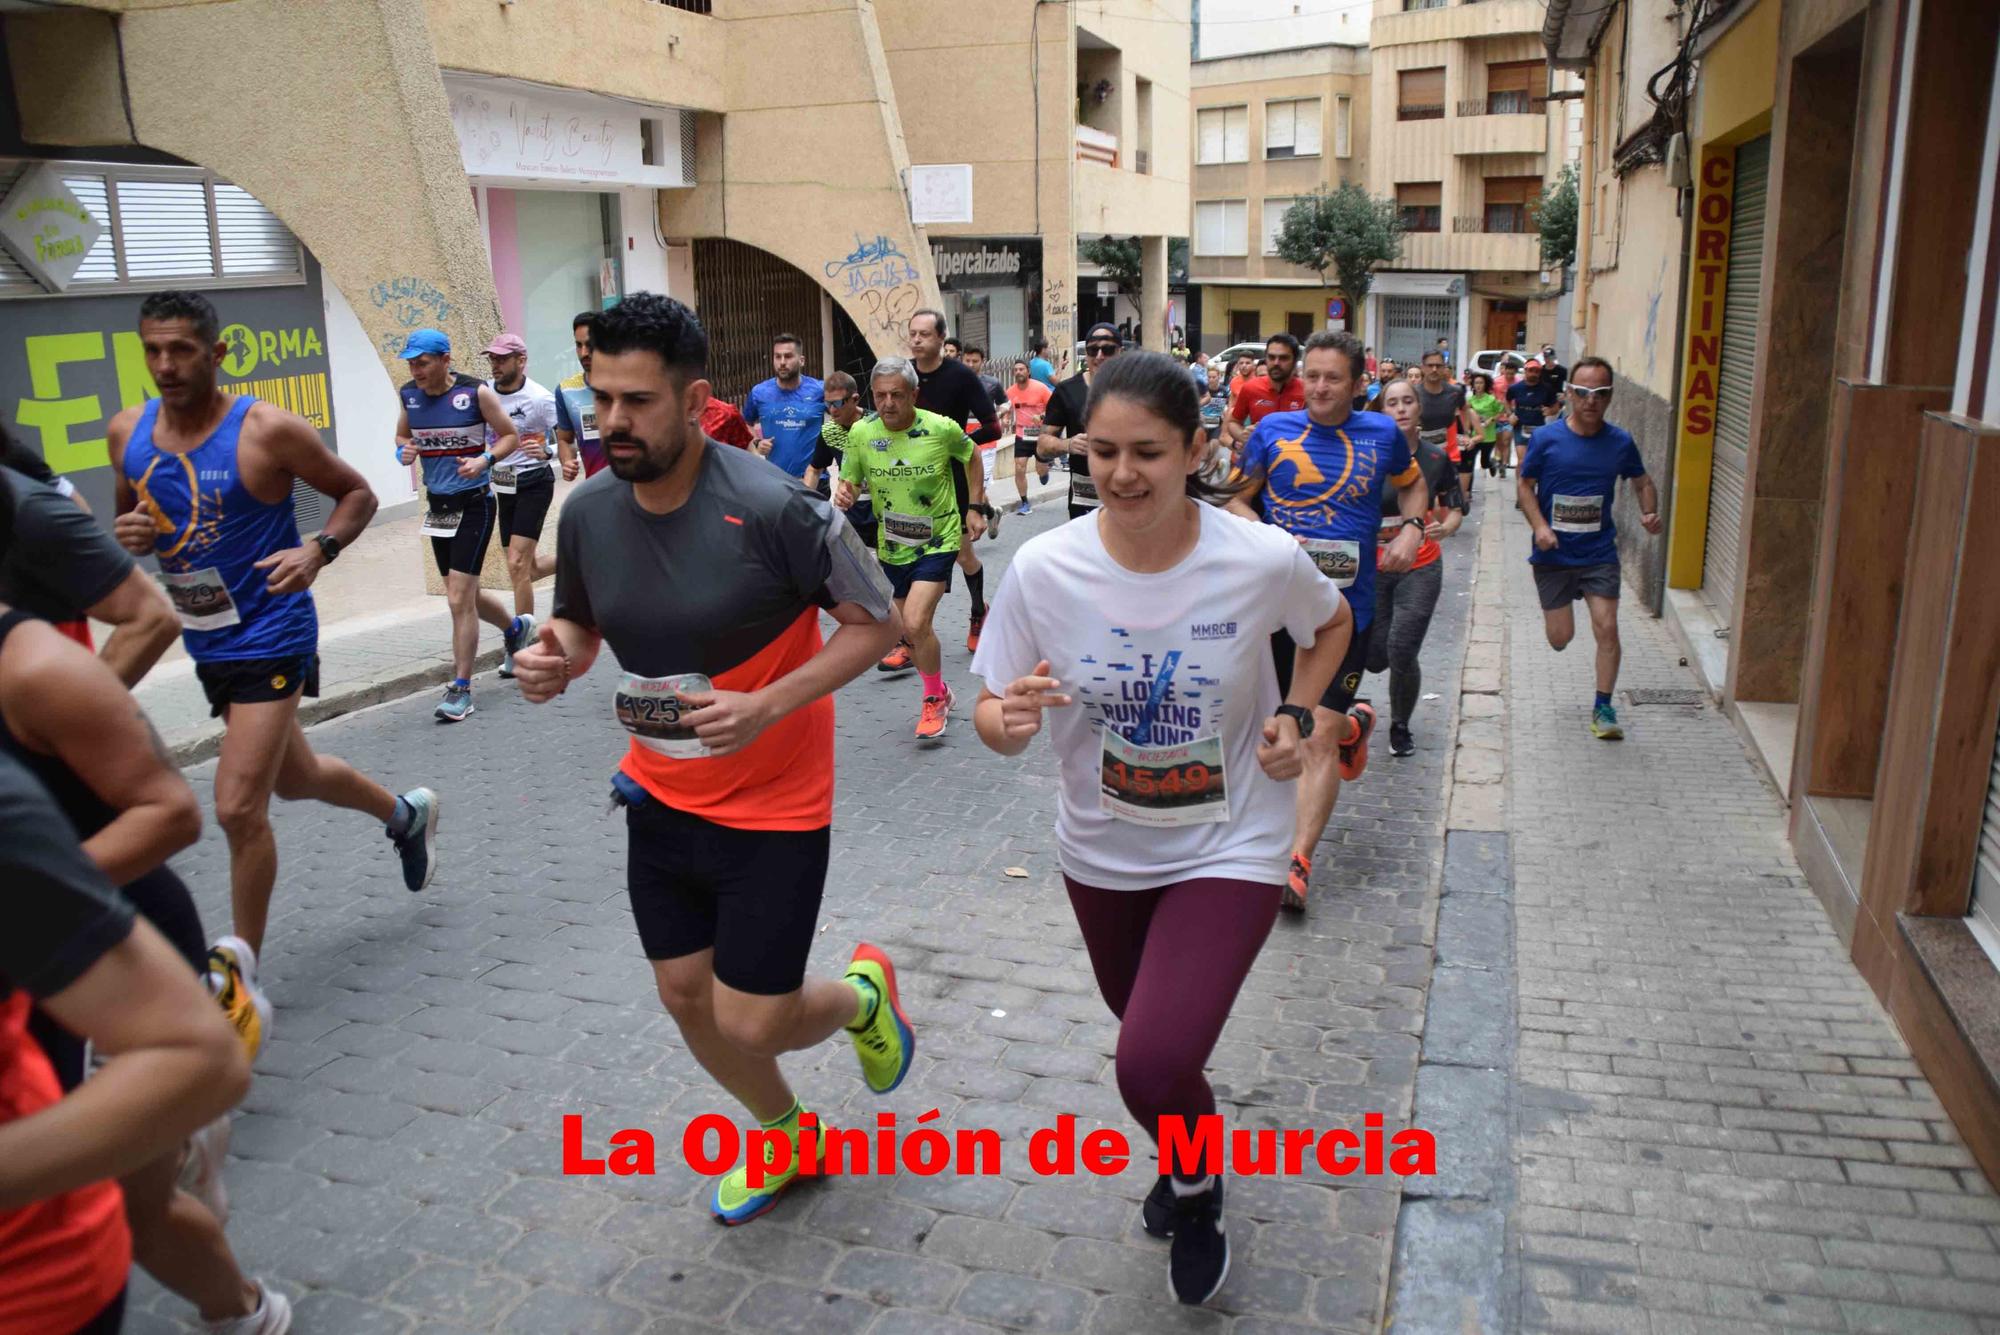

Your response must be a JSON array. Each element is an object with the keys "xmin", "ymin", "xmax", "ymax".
[
  {"xmin": 1702, "ymin": 134, "xmax": 1768, "ymax": 625},
  {"xmin": 1976, "ymin": 725, "xmax": 2000, "ymax": 948}
]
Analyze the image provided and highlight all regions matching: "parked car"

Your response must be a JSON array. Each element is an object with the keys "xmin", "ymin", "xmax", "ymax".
[
  {"xmin": 1213, "ymin": 340, "xmax": 1269, "ymax": 371},
  {"xmin": 1469, "ymin": 348, "xmax": 1528, "ymax": 377}
]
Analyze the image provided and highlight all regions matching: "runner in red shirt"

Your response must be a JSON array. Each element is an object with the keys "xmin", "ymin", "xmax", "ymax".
[{"xmin": 1222, "ymin": 333, "xmax": 1306, "ymax": 462}]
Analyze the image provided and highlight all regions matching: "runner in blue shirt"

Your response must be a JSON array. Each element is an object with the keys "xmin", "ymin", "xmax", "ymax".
[
  {"xmin": 1228, "ymin": 329, "xmax": 1426, "ymax": 913},
  {"xmin": 1518, "ymin": 357, "xmax": 1662, "ymax": 741},
  {"xmin": 743, "ymin": 333, "xmax": 824, "ymax": 478},
  {"xmin": 1029, "ymin": 339, "xmax": 1057, "ymax": 388}
]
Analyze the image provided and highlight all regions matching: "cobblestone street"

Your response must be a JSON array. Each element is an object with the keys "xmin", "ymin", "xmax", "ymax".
[{"xmin": 126, "ymin": 492, "xmax": 1475, "ymax": 1335}]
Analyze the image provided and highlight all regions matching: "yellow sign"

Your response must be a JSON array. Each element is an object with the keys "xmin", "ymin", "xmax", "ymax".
[{"xmin": 1667, "ymin": 147, "xmax": 1735, "ymax": 589}]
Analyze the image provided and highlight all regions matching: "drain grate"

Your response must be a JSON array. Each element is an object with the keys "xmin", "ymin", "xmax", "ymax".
[{"xmin": 1624, "ymin": 688, "xmax": 1707, "ymax": 707}]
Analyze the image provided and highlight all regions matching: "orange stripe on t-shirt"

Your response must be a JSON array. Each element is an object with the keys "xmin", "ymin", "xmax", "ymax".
[{"xmin": 618, "ymin": 608, "xmax": 833, "ymax": 831}]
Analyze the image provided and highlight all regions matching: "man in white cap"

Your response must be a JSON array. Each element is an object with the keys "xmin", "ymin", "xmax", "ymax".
[{"xmin": 482, "ymin": 333, "xmax": 567, "ymax": 653}]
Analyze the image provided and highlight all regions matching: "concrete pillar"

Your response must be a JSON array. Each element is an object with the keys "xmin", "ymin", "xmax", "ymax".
[{"xmin": 1139, "ymin": 235, "xmax": 1168, "ymax": 351}]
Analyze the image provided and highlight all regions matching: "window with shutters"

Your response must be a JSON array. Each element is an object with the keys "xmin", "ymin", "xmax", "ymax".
[
  {"xmin": 1482, "ymin": 176, "xmax": 1543, "ymax": 233},
  {"xmin": 1484, "ymin": 61, "xmax": 1548, "ymax": 115},
  {"xmin": 1334, "ymin": 95, "xmax": 1353, "ymax": 158},
  {"xmin": 1263, "ymin": 198, "xmax": 1297, "ymax": 255},
  {"xmin": 1197, "ymin": 106, "xmax": 1248, "ymax": 165},
  {"xmin": 0, "ymin": 159, "xmax": 304, "ymax": 298},
  {"xmin": 1194, "ymin": 200, "xmax": 1248, "ymax": 256},
  {"xmin": 1398, "ymin": 68, "xmax": 1445, "ymax": 122},
  {"xmin": 1265, "ymin": 99, "xmax": 1322, "ymax": 159},
  {"xmin": 1397, "ymin": 182, "xmax": 1442, "ymax": 233}
]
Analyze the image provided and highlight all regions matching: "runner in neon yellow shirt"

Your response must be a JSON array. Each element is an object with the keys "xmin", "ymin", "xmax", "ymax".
[{"xmin": 834, "ymin": 358, "xmax": 987, "ymax": 740}]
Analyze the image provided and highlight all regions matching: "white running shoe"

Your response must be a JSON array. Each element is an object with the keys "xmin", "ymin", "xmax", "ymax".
[{"xmin": 201, "ymin": 1283, "xmax": 291, "ymax": 1334}]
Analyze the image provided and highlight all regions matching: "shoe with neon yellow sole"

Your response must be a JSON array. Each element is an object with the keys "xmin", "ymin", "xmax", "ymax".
[{"xmin": 845, "ymin": 943, "xmax": 915, "ymax": 1094}]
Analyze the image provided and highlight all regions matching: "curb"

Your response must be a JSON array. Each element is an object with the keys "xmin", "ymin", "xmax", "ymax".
[{"xmin": 166, "ymin": 646, "xmax": 505, "ymax": 768}]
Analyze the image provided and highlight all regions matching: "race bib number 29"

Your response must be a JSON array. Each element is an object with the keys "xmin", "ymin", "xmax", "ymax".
[{"xmin": 158, "ymin": 566, "xmax": 240, "ymax": 631}]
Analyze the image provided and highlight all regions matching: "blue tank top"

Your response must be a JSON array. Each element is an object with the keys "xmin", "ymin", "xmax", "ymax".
[
  {"xmin": 123, "ymin": 395, "xmax": 318, "ymax": 662},
  {"xmin": 401, "ymin": 373, "xmax": 489, "ymax": 496}
]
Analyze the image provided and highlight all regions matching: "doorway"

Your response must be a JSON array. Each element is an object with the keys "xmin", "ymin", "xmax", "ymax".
[{"xmin": 1485, "ymin": 299, "xmax": 1527, "ymax": 352}]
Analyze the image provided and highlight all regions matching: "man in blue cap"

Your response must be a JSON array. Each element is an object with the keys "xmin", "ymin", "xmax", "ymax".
[{"xmin": 393, "ymin": 327, "xmax": 535, "ymax": 721}]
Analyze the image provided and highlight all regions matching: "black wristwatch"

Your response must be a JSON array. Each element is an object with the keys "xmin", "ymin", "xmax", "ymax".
[
  {"xmin": 1398, "ymin": 516, "xmax": 1425, "ymax": 535},
  {"xmin": 1275, "ymin": 704, "xmax": 1315, "ymax": 739},
  {"xmin": 313, "ymin": 532, "xmax": 341, "ymax": 564},
  {"xmin": 969, "ymin": 502, "xmax": 996, "ymax": 520}
]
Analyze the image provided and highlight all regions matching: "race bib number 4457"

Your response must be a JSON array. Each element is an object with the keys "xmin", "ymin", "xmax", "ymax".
[{"xmin": 1099, "ymin": 729, "xmax": 1229, "ymax": 827}]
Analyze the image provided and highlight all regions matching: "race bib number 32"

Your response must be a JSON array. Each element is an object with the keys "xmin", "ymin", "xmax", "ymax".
[
  {"xmin": 615, "ymin": 672, "xmax": 713, "ymax": 759},
  {"xmin": 1099, "ymin": 729, "xmax": 1229, "ymax": 827},
  {"xmin": 1302, "ymin": 538, "xmax": 1361, "ymax": 588}
]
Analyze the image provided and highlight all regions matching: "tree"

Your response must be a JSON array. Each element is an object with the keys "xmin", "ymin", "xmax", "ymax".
[
  {"xmin": 1533, "ymin": 163, "xmax": 1579, "ymax": 271},
  {"xmin": 1077, "ymin": 236, "xmax": 1191, "ymax": 292},
  {"xmin": 1272, "ymin": 183, "xmax": 1404, "ymax": 311}
]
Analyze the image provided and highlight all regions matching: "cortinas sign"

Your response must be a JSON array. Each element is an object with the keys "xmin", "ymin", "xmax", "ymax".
[{"xmin": 0, "ymin": 164, "xmax": 104, "ymax": 293}]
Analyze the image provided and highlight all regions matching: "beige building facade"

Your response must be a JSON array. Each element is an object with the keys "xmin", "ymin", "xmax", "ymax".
[
  {"xmin": 0, "ymin": 0, "xmax": 1185, "ymax": 518},
  {"xmin": 1187, "ymin": 42, "xmax": 1370, "ymax": 353},
  {"xmin": 1365, "ymin": 0, "xmax": 1570, "ymax": 367}
]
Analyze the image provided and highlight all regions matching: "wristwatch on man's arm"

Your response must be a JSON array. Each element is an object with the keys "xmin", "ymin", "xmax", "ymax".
[
  {"xmin": 313, "ymin": 532, "xmax": 341, "ymax": 564},
  {"xmin": 1275, "ymin": 703, "xmax": 1316, "ymax": 739}
]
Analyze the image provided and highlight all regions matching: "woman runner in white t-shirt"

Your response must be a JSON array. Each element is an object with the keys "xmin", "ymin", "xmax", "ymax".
[{"xmin": 970, "ymin": 351, "xmax": 1353, "ymax": 1306}]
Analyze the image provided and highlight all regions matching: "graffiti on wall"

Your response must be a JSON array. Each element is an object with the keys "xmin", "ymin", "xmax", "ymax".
[
  {"xmin": 369, "ymin": 275, "xmax": 457, "ymax": 358},
  {"xmin": 1044, "ymin": 276, "xmax": 1074, "ymax": 370},
  {"xmin": 825, "ymin": 235, "xmax": 926, "ymax": 346}
]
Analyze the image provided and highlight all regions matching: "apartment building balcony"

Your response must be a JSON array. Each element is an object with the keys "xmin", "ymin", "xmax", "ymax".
[
  {"xmin": 1077, "ymin": 125, "xmax": 1120, "ymax": 168},
  {"xmin": 1372, "ymin": 0, "xmax": 1544, "ymax": 47},
  {"xmin": 1451, "ymin": 101, "xmax": 1548, "ymax": 155},
  {"xmin": 1392, "ymin": 226, "xmax": 1540, "ymax": 272}
]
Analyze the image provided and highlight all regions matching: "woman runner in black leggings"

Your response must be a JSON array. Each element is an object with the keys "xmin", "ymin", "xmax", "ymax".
[
  {"xmin": 1368, "ymin": 378, "xmax": 1466, "ymax": 758},
  {"xmin": 970, "ymin": 352, "xmax": 1352, "ymax": 1306}
]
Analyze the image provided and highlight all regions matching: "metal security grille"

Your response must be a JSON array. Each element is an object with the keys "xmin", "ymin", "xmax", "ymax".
[
  {"xmin": 691, "ymin": 239, "xmax": 826, "ymax": 405},
  {"xmin": 1382, "ymin": 295, "xmax": 1456, "ymax": 366},
  {"xmin": 0, "ymin": 160, "xmax": 303, "ymax": 297},
  {"xmin": 1702, "ymin": 134, "xmax": 1768, "ymax": 625}
]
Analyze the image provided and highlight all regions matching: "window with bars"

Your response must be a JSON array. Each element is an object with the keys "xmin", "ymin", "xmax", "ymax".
[
  {"xmin": 1264, "ymin": 99, "xmax": 1322, "ymax": 159},
  {"xmin": 0, "ymin": 160, "xmax": 303, "ymax": 298},
  {"xmin": 1484, "ymin": 61, "xmax": 1549, "ymax": 115},
  {"xmin": 1398, "ymin": 68, "xmax": 1446, "ymax": 122},
  {"xmin": 1397, "ymin": 182, "xmax": 1442, "ymax": 233},
  {"xmin": 1482, "ymin": 175, "xmax": 1543, "ymax": 233}
]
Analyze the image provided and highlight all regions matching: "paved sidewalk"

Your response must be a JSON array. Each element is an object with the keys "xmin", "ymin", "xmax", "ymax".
[
  {"xmin": 124, "ymin": 485, "xmax": 1474, "ymax": 1334},
  {"xmin": 1417, "ymin": 476, "xmax": 2000, "ymax": 1333}
]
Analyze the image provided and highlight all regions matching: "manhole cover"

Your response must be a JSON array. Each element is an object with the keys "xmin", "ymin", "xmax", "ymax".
[{"xmin": 1624, "ymin": 688, "xmax": 1706, "ymax": 706}]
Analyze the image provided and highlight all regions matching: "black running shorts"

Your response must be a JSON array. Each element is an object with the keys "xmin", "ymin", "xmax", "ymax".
[
  {"xmin": 426, "ymin": 488, "xmax": 497, "ymax": 578},
  {"xmin": 194, "ymin": 653, "xmax": 319, "ymax": 718},
  {"xmin": 1271, "ymin": 619, "xmax": 1376, "ymax": 715},
  {"xmin": 624, "ymin": 795, "xmax": 830, "ymax": 996},
  {"xmin": 497, "ymin": 469, "xmax": 555, "ymax": 545}
]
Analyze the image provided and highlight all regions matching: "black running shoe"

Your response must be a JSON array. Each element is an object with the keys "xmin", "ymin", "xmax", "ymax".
[
  {"xmin": 1142, "ymin": 1173, "xmax": 1177, "ymax": 1238},
  {"xmin": 1389, "ymin": 722, "xmax": 1415, "ymax": 757},
  {"xmin": 1167, "ymin": 1177, "xmax": 1229, "ymax": 1305}
]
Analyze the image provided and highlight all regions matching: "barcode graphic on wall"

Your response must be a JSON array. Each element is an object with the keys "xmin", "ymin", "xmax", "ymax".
[{"xmin": 222, "ymin": 372, "xmax": 332, "ymax": 428}]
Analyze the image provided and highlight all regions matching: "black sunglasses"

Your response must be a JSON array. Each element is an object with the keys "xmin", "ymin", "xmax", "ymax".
[
  {"xmin": 1086, "ymin": 342, "xmax": 1118, "ymax": 355},
  {"xmin": 825, "ymin": 395, "xmax": 852, "ymax": 409}
]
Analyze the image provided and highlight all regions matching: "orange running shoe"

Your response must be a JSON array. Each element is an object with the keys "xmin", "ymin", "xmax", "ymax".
[
  {"xmin": 1281, "ymin": 853, "xmax": 1311, "ymax": 913},
  {"xmin": 1338, "ymin": 702, "xmax": 1375, "ymax": 782},
  {"xmin": 916, "ymin": 685, "xmax": 955, "ymax": 739},
  {"xmin": 966, "ymin": 611, "xmax": 986, "ymax": 655},
  {"xmin": 878, "ymin": 642, "xmax": 914, "ymax": 673}
]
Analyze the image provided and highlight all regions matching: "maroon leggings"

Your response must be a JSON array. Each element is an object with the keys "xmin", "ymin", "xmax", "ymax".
[{"xmin": 1065, "ymin": 875, "xmax": 1283, "ymax": 1179}]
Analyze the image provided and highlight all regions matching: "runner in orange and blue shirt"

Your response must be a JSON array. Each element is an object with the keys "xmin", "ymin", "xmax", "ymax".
[{"xmin": 1227, "ymin": 330, "xmax": 1427, "ymax": 912}]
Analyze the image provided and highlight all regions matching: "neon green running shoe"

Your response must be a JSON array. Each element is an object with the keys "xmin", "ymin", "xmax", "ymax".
[
  {"xmin": 711, "ymin": 1109, "xmax": 819, "ymax": 1226},
  {"xmin": 845, "ymin": 943, "xmax": 915, "ymax": 1094},
  {"xmin": 1590, "ymin": 703, "xmax": 1624, "ymax": 740}
]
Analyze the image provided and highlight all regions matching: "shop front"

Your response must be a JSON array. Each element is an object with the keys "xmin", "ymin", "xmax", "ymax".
[
  {"xmin": 932, "ymin": 237, "xmax": 1041, "ymax": 365},
  {"xmin": 445, "ymin": 73, "xmax": 693, "ymax": 385},
  {"xmin": 1367, "ymin": 271, "xmax": 1468, "ymax": 369}
]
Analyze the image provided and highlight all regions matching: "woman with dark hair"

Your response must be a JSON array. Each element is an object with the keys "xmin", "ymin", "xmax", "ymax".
[
  {"xmin": 0, "ymin": 470, "xmax": 289, "ymax": 1332},
  {"xmin": 970, "ymin": 350, "xmax": 1352, "ymax": 1305},
  {"xmin": 1367, "ymin": 378, "xmax": 1466, "ymax": 757}
]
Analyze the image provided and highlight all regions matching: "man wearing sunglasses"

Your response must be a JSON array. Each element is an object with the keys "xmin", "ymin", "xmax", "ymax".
[
  {"xmin": 1036, "ymin": 321, "xmax": 1122, "ymax": 520},
  {"xmin": 805, "ymin": 372, "xmax": 875, "ymax": 550},
  {"xmin": 1517, "ymin": 357, "xmax": 1662, "ymax": 741}
]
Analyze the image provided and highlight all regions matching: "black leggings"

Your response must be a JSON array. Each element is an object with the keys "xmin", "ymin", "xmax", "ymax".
[
  {"xmin": 1472, "ymin": 437, "xmax": 1502, "ymax": 473},
  {"xmin": 1367, "ymin": 560, "xmax": 1445, "ymax": 728}
]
